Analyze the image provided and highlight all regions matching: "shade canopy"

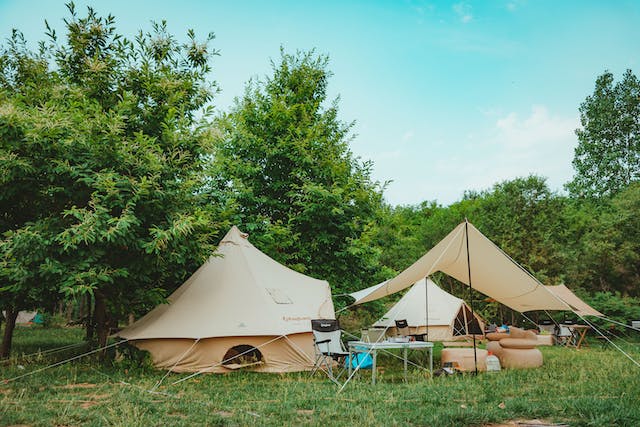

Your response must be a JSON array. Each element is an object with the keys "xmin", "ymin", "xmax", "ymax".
[
  {"xmin": 350, "ymin": 221, "xmax": 571, "ymax": 313},
  {"xmin": 119, "ymin": 226, "xmax": 335, "ymax": 341},
  {"xmin": 545, "ymin": 284, "xmax": 603, "ymax": 317}
]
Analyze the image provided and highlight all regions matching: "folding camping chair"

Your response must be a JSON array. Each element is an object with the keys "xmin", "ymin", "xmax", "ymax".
[
  {"xmin": 395, "ymin": 319, "xmax": 411, "ymax": 337},
  {"xmin": 395, "ymin": 319, "xmax": 426, "ymax": 341},
  {"xmin": 554, "ymin": 323, "xmax": 574, "ymax": 346},
  {"xmin": 311, "ymin": 319, "xmax": 349, "ymax": 382}
]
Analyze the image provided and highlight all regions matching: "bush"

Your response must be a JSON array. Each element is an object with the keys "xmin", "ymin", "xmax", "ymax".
[
  {"xmin": 585, "ymin": 292, "xmax": 640, "ymax": 334},
  {"xmin": 41, "ymin": 313, "xmax": 68, "ymax": 328},
  {"xmin": 111, "ymin": 342, "xmax": 156, "ymax": 373}
]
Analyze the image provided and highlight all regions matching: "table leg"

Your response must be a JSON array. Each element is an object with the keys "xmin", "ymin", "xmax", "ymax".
[
  {"xmin": 348, "ymin": 346, "xmax": 353, "ymax": 378},
  {"xmin": 403, "ymin": 347, "xmax": 407, "ymax": 381},
  {"xmin": 429, "ymin": 347, "xmax": 433, "ymax": 378},
  {"xmin": 576, "ymin": 329, "xmax": 588, "ymax": 349},
  {"xmin": 372, "ymin": 349, "xmax": 377, "ymax": 385}
]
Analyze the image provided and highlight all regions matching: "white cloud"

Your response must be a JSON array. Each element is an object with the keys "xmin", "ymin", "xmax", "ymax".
[
  {"xmin": 453, "ymin": 2, "xmax": 473, "ymax": 24},
  {"xmin": 357, "ymin": 106, "xmax": 579, "ymax": 207},
  {"xmin": 494, "ymin": 105, "xmax": 577, "ymax": 152},
  {"xmin": 466, "ymin": 105, "xmax": 579, "ymax": 194},
  {"xmin": 381, "ymin": 105, "xmax": 578, "ymax": 206},
  {"xmin": 506, "ymin": 0, "xmax": 525, "ymax": 12},
  {"xmin": 402, "ymin": 130, "xmax": 415, "ymax": 142}
]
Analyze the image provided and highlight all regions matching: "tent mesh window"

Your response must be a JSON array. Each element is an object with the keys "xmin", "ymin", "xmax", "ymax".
[
  {"xmin": 464, "ymin": 306, "xmax": 484, "ymax": 335},
  {"xmin": 222, "ymin": 345, "xmax": 264, "ymax": 368},
  {"xmin": 453, "ymin": 306, "xmax": 483, "ymax": 336},
  {"xmin": 453, "ymin": 311, "xmax": 467, "ymax": 336}
]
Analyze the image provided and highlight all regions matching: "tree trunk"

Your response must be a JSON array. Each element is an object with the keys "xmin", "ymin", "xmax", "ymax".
[
  {"xmin": 65, "ymin": 301, "xmax": 74, "ymax": 324},
  {"xmin": 1, "ymin": 306, "xmax": 19, "ymax": 359},
  {"xmin": 94, "ymin": 291, "xmax": 109, "ymax": 352},
  {"xmin": 85, "ymin": 293, "xmax": 94, "ymax": 342}
]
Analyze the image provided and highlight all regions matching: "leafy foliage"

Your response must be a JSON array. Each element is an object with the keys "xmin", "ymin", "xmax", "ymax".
[
  {"xmin": 209, "ymin": 49, "xmax": 385, "ymax": 296},
  {"xmin": 576, "ymin": 182, "xmax": 640, "ymax": 296},
  {"xmin": 585, "ymin": 291, "xmax": 640, "ymax": 332},
  {"xmin": 0, "ymin": 3, "xmax": 225, "ymax": 350},
  {"xmin": 569, "ymin": 69, "xmax": 640, "ymax": 199}
]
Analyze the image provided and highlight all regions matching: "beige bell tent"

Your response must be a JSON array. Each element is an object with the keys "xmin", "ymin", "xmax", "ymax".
[
  {"xmin": 350, "ymin": 220, "xmax": 571, "ymax": 312},
  {"xmin": 369, "ymin": 278, "xmax": 485, "ymax": 341},
  {"xmin": 118, "ymin": 226, "xmax": 335, "ymax": 373}
]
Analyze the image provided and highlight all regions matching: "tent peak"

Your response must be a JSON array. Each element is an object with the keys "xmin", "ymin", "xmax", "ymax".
[{"xmin": 220, "ymin": 225, "xmax": 250, "ymax": 246}]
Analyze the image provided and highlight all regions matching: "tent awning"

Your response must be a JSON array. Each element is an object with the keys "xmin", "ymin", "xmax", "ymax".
[
  {"xmin": 349, "ymin": 221, "xmax": 570, "ymax": 313},
  {"xmin": 545, "ymin": 284, "xmax": 602, "ymax": 317}
]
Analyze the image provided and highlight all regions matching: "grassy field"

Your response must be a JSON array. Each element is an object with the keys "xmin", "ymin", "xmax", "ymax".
[{"xmin": 1, "ymin": 326, "xmax": 640, "ymax": 426}]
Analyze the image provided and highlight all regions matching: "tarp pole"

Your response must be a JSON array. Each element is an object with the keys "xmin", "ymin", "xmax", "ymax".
[
  {"xmin": 462, "ymin": 302, "xmax": 469, "ymax": 335},
  {"xmin": 425, "ymin": 278, "xmax": 429, "ymax": 342},
  {"xmin": 465, "ymin": 219, "xmax": 478, "ymax": 375}
]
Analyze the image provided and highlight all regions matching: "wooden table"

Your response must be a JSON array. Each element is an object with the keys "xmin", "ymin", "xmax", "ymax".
[
  {"xmin": 347, "ymin": 340, "xmax": 433, "ymax": 384},
  {"xmin": 567, "ymin": 324, "xmax": 590, "ymax": 349}
]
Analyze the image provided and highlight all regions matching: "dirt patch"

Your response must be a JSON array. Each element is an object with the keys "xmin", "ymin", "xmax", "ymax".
[
  {"xmin": 57, "ymin": 383, "xmax": 97, "ymax": 389},
  {"xmin": 168, "ymin": 412, "xmax": 188, "ymax": 419},
  {"xmin": 215, "ymin": 411, "xmax": 233, "ymax": 418},
  {"xmin": 89, "ymin": 393, "xmax": 111, "ymax": 401},
  {"xmin": 485, "ymin": 420, "xmax": 568, "ymax": 427},
  {"xmin": 297, "ymin": 409, "xmax": 314, "ymax": 415},
  {"xmin": 80, "ymin": 400, "xmax": 100, "ymax": 409}
]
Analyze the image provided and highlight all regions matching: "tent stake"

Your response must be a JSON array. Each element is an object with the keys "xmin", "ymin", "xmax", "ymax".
[{"xmin": 465, "ymin": 219, "xmax": 478, "ymax": 375}]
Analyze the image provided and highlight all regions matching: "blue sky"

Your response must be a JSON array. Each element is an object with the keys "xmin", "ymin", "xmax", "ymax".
[{"xmin": 1, "ymin": 1, "xmax": 639, "ymax": 205}]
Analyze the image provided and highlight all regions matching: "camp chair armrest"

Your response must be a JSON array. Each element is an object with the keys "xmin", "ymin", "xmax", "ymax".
[{"xmin": 315, "ymin": 338, "xmax": 331, "ymax": 345}]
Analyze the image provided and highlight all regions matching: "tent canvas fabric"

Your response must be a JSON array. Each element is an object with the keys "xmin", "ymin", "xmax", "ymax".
[
  {"xmin": 545, "ymin": 284, "xmax": 603, "ymax": 317},
  {"xmin": 369, "ymin": 278, "xmax": 486, "ymax": 341},
  {"xmin": 118, "ymin": 226, "xmax": 335, "ymax": 373},
  {"xmin": 349, "ymin": 221, "xmax": 571, "ymax": 313},
  {"xmin": 2, "ymin": 310, "xmax": 37, "ymax": 324}
]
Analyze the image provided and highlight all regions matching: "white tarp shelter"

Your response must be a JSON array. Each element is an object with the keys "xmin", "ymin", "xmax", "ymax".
[
  {"xmin": 118, "ymin": 226, "xmax": 335, "ymax": 373},
  {"xmin": 545, "ymin": 284, "xmax": 603, "ymax": 317},
  {"xmin": 350, "ymin": 221, "xmax": 571, "ymax": 313},
  {"xmin": 369, "ymin": 278, "xmax": 485, "ymax": 341}
]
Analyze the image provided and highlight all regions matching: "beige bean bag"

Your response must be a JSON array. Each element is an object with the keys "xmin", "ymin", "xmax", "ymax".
[
  {"xmin": 485, "ymin": 326, "xmax": 543, "ymax": 369},
  {"xmin": 441, "ymin": 348, "xmax": 488, "ymax": 372}
]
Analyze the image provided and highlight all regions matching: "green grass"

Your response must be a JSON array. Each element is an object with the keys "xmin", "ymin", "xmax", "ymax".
[{"xmin": 1, "ymin": 326, "xmax": 640, "ymax": 426}]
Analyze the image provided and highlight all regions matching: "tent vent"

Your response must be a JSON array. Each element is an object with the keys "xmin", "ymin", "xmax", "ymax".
[{"xmin": 266, "ymin": 288, "xmax": 293, "ymax": 304}]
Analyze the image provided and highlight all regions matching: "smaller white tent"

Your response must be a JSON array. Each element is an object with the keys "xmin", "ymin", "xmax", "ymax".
[{"xmin": 364, "ymin": 278, "xmax": 485, "ymax": 341}]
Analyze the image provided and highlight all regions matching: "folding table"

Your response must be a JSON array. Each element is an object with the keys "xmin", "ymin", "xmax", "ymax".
[{"xmin": 347, "ymin": 340, "xmax": 433, "ymax": 384}]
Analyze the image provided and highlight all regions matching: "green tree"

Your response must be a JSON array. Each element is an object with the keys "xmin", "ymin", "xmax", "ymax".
[
  {"xmin": 578, "ymin": 182, "xmax": 640, "ymax": 296},
  {"xmin": 469, "ymin": 175, "xmax": 568, "ymax": 284},
  {"xmin": 569, "ymin": 69, "xmax": 640, "ymax": 198},
  {"xmin": 210, "ymin": 49, "xmax": 385, "ymax": 296},
  {"xmin": 1, "ymin": 4, "xmax": 225, "ymax": 354},
  {"xmin": 0, "ymin": 30, "xmax": 66, "ymax": 356}
]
